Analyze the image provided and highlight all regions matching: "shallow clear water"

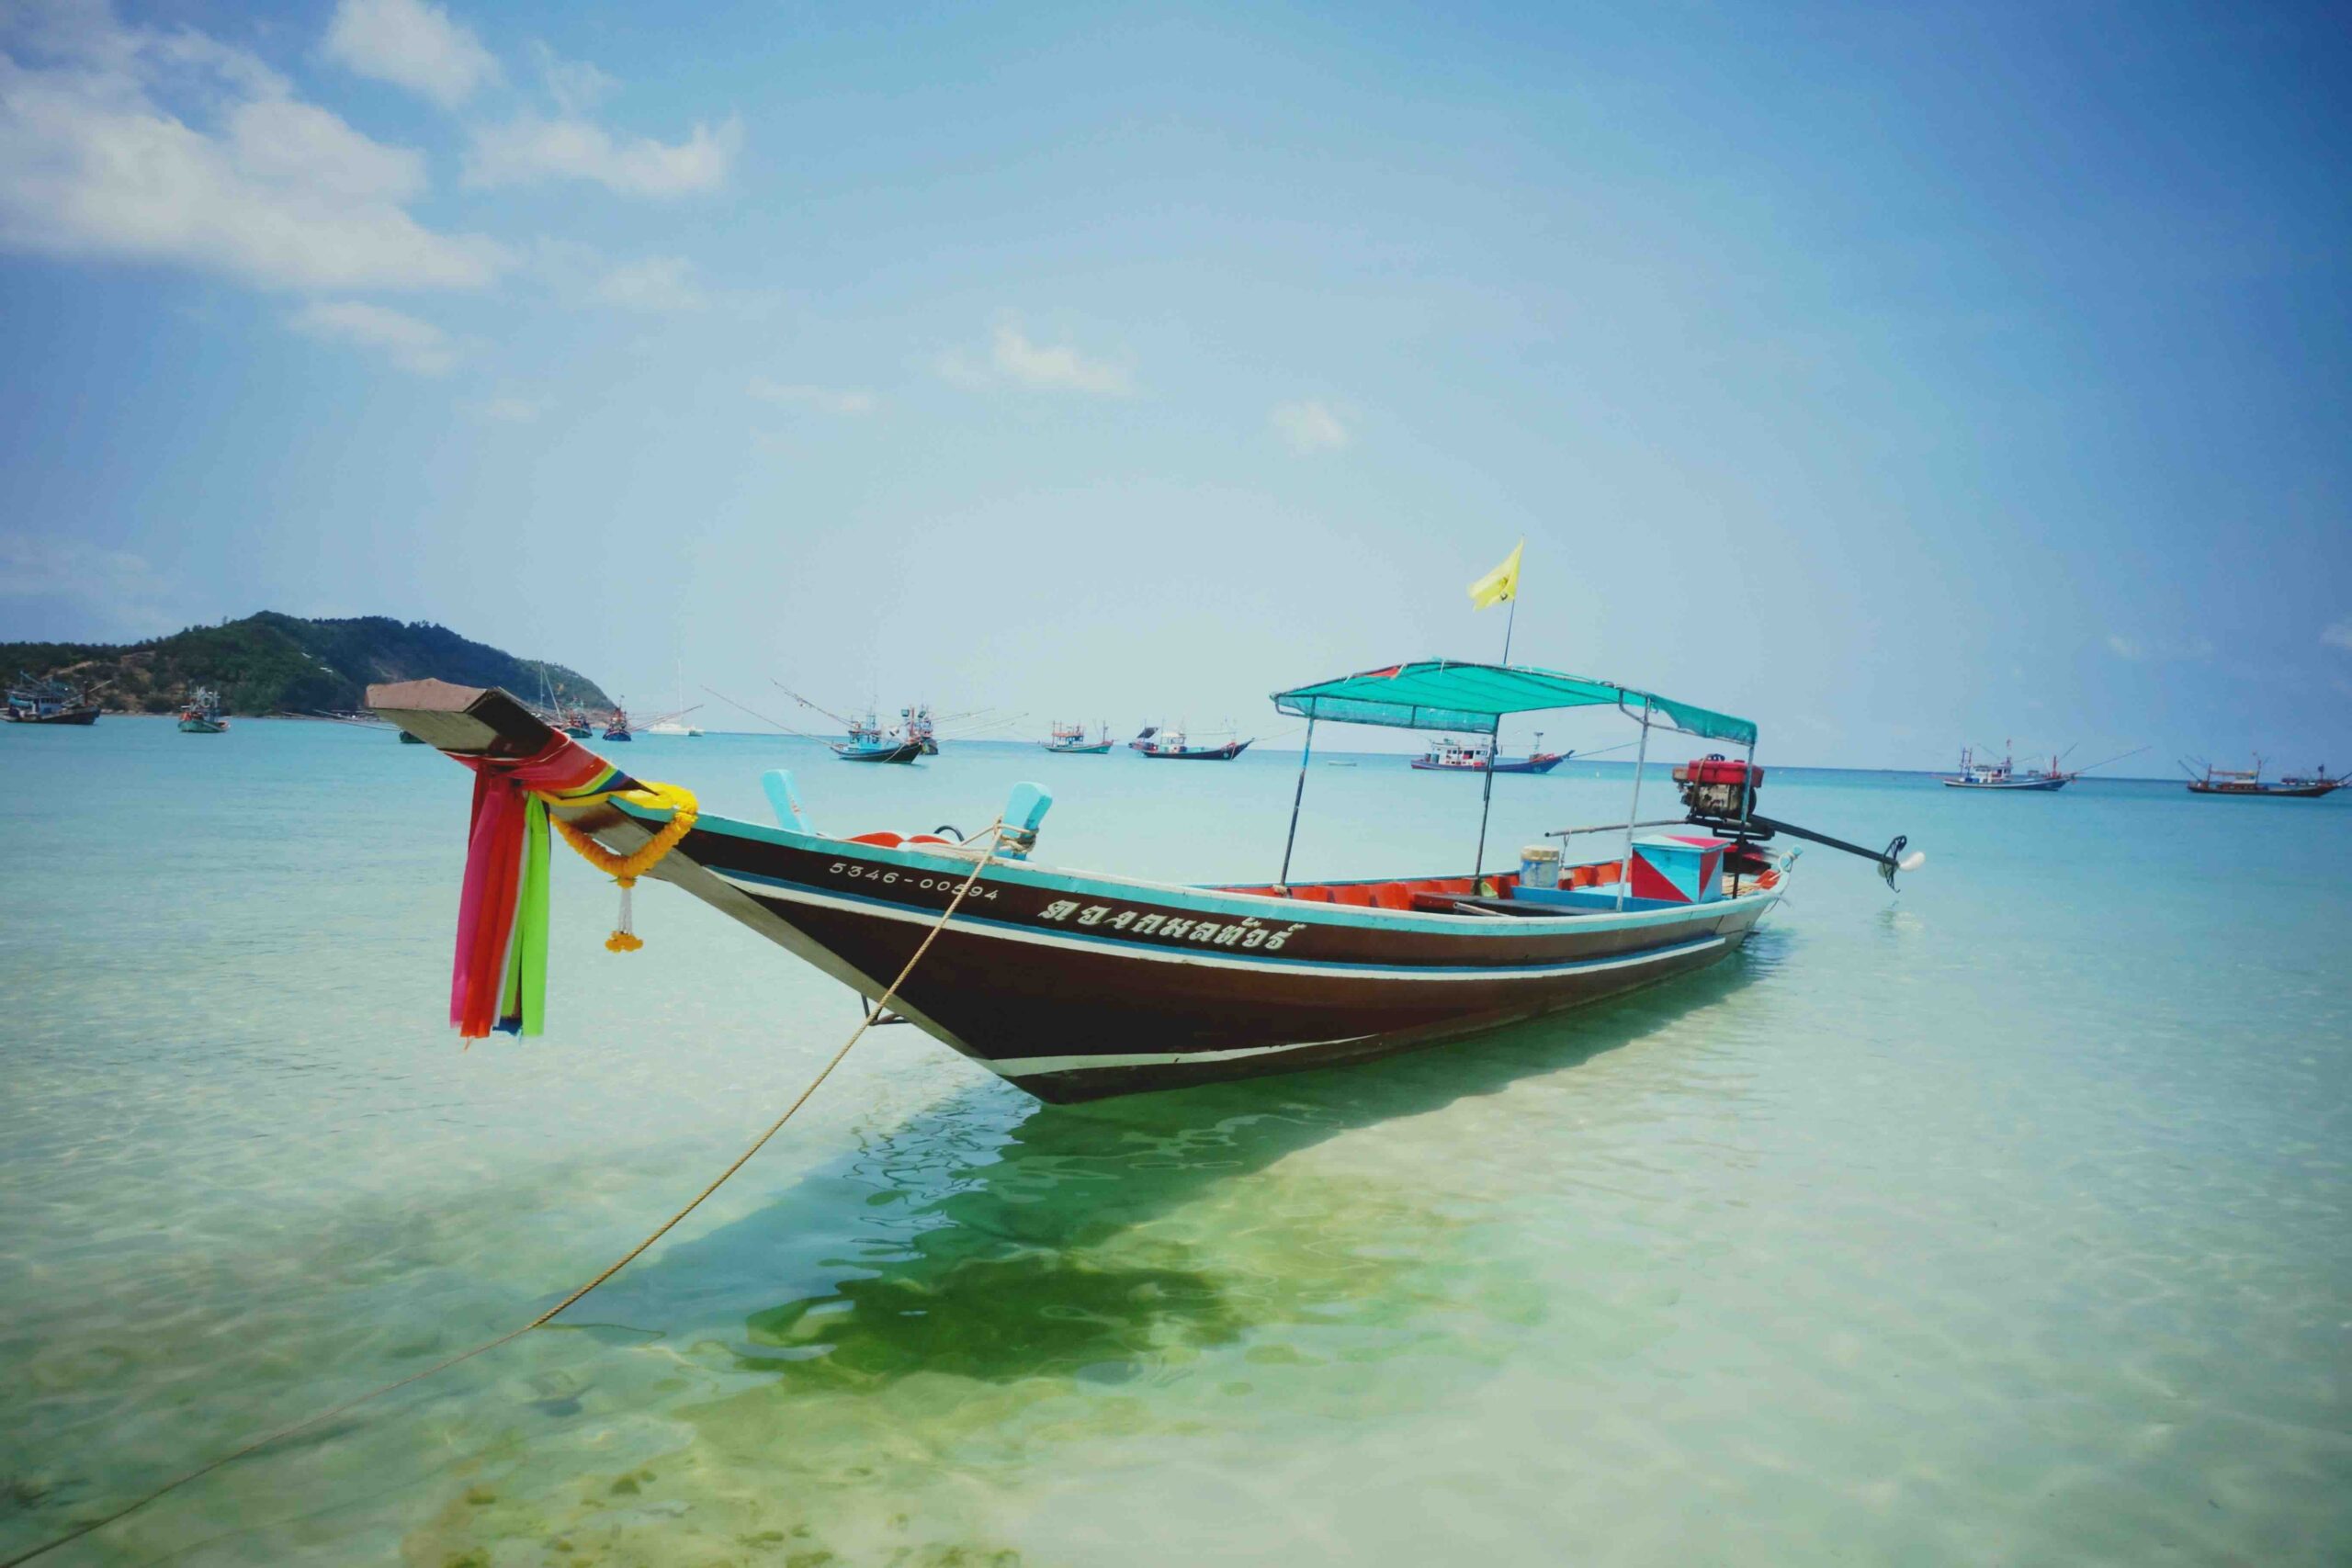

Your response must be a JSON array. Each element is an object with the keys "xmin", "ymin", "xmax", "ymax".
[{"xmin": 3, "ymin": 718, "xmax": 2347, "ymax": 1565}]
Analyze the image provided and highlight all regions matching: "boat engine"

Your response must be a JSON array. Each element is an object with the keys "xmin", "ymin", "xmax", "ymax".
[
  {"xmin": 1675, "ymin": 754, "xmax": 1760, "ymax": 826},
  {"xmin": 1676, "ymin": 754, "xmax": 1922, "ymax": 889}
]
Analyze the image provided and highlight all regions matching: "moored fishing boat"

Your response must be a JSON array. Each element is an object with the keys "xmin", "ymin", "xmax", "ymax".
[
  {"xmin": 603, "ymin": 707, "xmax": 633, "ymax": 742},
  {"xmin": 373, "ymin": 658, "xmax": 1917, "ymax": 1104},
  {"xmin": 4, "ymin": 674, "xmax": 102, "ymax": 725},
  {"xmin": 176, "ymin": 687, "xmax": 230, "ymax": 733},
  {"xmin": 2184, "ymin": 757, "xmax": 2346, "ymax": 798},
  {"xmin": 1410, "ymin": 732, "xmax": 1566, "ymax": 773},
  {"xmin": 1043, "ymin": 721, "xmax": 1113, "ymax": 754},
  {"xmin": 1135, "ymin": 724, "xmax": 1252, "ymax": 761},
  {"xmin": 1941, "ymin": 743, "xmax": 2070, "ymax": 790}
]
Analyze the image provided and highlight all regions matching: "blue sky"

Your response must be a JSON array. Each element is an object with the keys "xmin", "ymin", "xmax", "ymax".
[{"xmin": 3, "ymin": 0, "xmax": 2347, "ymax": 767}]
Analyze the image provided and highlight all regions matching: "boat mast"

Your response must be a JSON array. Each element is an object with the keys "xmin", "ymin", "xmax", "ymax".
[
  {"xmin": 1616, "ymin": 698, "xmax": 1654, "ymax": 909},
  {"xmin": 1278, "ymin": 716, "xmax": 1317, "ymax": 885},
  {"xmin": 1473, "ymin": 712, "xmax": 1502, "ymax": 883},
  {"xmin": 1474, "ymin": 565, "xmax": 1521, "ymax": 884}
]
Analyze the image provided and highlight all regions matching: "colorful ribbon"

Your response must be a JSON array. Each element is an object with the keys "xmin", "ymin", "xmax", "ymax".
[{"xmin": 448, "ymin": 736, "xmax": 638, "ymax": 1039}]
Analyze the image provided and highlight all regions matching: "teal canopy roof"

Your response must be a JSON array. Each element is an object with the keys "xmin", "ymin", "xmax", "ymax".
[{"xmin": 1271, "ymin": 660, "xmax": 1757, "ymax": 747}]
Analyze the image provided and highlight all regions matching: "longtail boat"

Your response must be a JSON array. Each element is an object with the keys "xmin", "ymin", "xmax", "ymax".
[{"xmin": 373, "ymin": 660, "xmax": 1917, "ymax": 1104}]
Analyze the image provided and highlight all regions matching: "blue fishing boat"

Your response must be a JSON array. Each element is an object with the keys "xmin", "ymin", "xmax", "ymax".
[
  {"xmin": 176, "ymin": 687, "xmax": 229, "ymax": 733},
  {"xmin": 1133, "ymin": 724, "xmax": 1252, "ymax": 761},
  {"xmin": 4, "ymin": 673, "xmax": 101, "ymax": 725},
  {"xmin": 374, "ymin": 658, "xmax": 1917, "ymax": 1104},
  {"xmin": 831, "ymin": 707, "xmax": 921, "ymax": 762}
]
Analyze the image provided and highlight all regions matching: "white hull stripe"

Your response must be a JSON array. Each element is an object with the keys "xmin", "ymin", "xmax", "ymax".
[
  {"xmin": 709, "ymin": 869, "xmax": 1729, "ymax": 982},
  {"xmin": 995, "ymin": 1034, "xmax": 1379, "ymax": 1077}
]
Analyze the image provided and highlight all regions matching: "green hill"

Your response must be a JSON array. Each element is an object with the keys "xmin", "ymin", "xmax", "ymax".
[{"xmin": 1, "ymin": 614, "xmax": 611, "ymax": 717}]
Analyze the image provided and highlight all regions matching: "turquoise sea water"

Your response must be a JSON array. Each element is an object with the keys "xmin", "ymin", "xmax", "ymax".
[{"xmin": 4, "ymin": 717, "xmax": 2348, "ymax": 1565}]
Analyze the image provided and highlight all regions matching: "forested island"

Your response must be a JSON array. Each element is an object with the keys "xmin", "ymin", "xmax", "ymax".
[{"xmin": 1, "ymin": 614, "xmax": 609, "ymax": 716}]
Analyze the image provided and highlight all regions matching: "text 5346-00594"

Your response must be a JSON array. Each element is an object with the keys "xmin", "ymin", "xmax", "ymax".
[{"xmin": 827, "ymin": 862, "xmax": 1002, "ymax": 900}]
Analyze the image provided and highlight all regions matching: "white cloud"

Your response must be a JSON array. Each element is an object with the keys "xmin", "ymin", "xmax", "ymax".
[
  {"xmin": 748, "ymin": 378, "xmax": 877, "ymax": 415},
  {"xmin": 530, "ymin": 40, "xmax": 616, "ymax": 115},
  {"xmin": 0, "ymin": 5, "xmax": 507, "ymax": 291},
  {"xmin": 591, "ymin": 254, "xmax": 702, "ymax": 311},
  {"xmin": 470, "ymin": 395, "xmax": 543, "ymax": 423},
  {"xmin": 464, "ymin": 112, "xmax": 741, "ymax": 197},
  {"xmin": 2105, "ymin": 634, "xmax": 2143, "ymax": 661},
  {"xmin": 940, "ymin": 319, "xmax": 1135, "ymax": 396},
  {"xmin": 1272, "ymin": 399, "xmax": 1349, "ymax": 454},
  {"xmin": 288, "ymin": 299, "xmax": 458, "ymax": 374},
  {"xmin": 322, "ymin": 0, "xmax": 498, "ymax": 109},
  {"xmin": 0, "ymin": 530, "xmax": 178, "ymax": 633},
  {"xmin": 2324, "ymin": 617, "xmax": 2352, "ymax": 652}
]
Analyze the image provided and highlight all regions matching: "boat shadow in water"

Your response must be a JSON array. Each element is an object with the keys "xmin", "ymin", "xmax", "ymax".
[
  {"xmin": 413, "ymin": 945, "xmax": 1781, "ymax": 1562},
  {"xmin": 582, "ymin": 933, "xmax": 1783, "ymax": 1391}
]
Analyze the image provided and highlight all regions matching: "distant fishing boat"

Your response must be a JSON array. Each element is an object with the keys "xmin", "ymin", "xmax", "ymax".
[
  {"xmin": 1943, "ymin": 739, "xmax": 2148, "ymax": 791},
  {"xmin": 903, "ymin": 703, "xmax": 938, "ymax": 755},
  {"xmin": 372, "ymin": 656, "xmax": 1917, "ymax": 1103},
  {"xmin": 1410, "ymin": 732, "xmax": 1567, "ymax": 773},
  {"xmin": 603, "ymin": 707, "xmax": 634, "ymax": 742},
  {"xmin": 2184, "ymin": 757, "xmax": 2346, "ymax": 798},
  {"xmin": 4, "ymin": 674, "xmax": 101, "ymax": 725},
  {"xmin": 176, "ymin": 687, "xmax": 229, "ymax": 733},
  {"xmin": 1135, "ymin": 724, "xmax": 1253, "ymax": 761},
  {"xmin": 1941, "ymin": 743, "xmax": 2071, "ymax": 790},
  {"xmin": 1042, "ymin": 721, "xmax": 1113, "ymax": 754},
  {"xmin": 834, "ymin": 734, "xmax": 923, "ymax": 763}
]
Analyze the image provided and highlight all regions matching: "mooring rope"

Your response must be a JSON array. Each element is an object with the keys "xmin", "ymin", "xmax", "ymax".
[{"xmin": 2, "ymin": 822, "xmax": 1008, "ymax": 1568}]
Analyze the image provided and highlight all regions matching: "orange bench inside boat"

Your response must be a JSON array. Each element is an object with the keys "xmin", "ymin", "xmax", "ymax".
[{"xmin": 1223, "ymin": 862, "xmax": 1627, "ymax": 912}]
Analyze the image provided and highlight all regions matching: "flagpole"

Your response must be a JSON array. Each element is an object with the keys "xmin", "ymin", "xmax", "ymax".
[{"xmin": 1500, "ymin": 593, "xmax": 1517, "ymax": 667}]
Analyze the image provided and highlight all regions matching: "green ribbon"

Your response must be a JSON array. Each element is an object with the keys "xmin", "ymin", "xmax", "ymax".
[{"xmin": 498, "ymin": 795, "xmax": 553, "ymax": 1036}]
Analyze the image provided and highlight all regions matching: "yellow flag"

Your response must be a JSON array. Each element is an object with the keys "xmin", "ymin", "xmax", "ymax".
[{"xmin": 1467, "ymin": 541, "xmax": 1522, "ymax": 609}]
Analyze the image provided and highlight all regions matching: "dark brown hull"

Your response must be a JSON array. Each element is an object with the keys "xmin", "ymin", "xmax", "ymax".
[
  {"xmin": 4, "ymin": 706, "xmax": 101, "ymax": 725},
  {"xmin": 363, "ymin": 678, "xmax": 1790, "ymax": 1106},
  {"xmin": 2187, "ymin": 781, "xmax": 2342, "ymax": 798},
  {"xmin": 625, "ymin": 808, "xmax": 1780, "ymax": 1103}
]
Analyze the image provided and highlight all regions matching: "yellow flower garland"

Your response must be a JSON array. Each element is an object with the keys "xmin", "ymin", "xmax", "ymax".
[{"xmin": 543, "ymin": 779, "xmax": 700, "ymax": 951}]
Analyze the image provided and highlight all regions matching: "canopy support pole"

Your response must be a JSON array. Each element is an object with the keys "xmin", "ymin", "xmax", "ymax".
[
  {"xmin": 1473, "ymin": 715, "xmax": 1500, "ymax": 886},
  {"xmin": 1279, "ymin": 716, "xmax": 1316, "ymax": 886},
  {"xmin": 1616, "ymin": 698, "xmax": 1654, "ymax": 910},
  {"xmin": 1500, "ymin": 593, "xmax": 1518, "ymax": 666}
]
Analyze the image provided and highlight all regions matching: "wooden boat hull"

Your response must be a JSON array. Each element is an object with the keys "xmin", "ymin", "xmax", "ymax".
[
  {"xmin": 835, "ymin": 741, "xmax": 924, "ymax": 763},
  {"xmin": 368, "ymin": 681, "xmax": 1790, "ymax": 1105},
  {"xmin": 1042, "ymin": 741, "xmax": 1114, "ymax": 754},
  {"xmin": 177, "ymin": 716, "xmax": 228, "ymax": 733},
  {"xmin": 1941, "ymin": 776, "xmax": 2068, "ymax": 790},
  {"xmin": 605, "ymin": 804, "xmax": 1781, "ymax": 1103},
  {"xmin": 1139, "ymin": 740, "xmax": 1252, "ymax": 761},
  {"xmin": 2187, "ymin": 781, "xmax": 2341, "ymax": 798},
  {"xmin": 5, "ymin": 706, "xmax": 101, "ymax": 725}
]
